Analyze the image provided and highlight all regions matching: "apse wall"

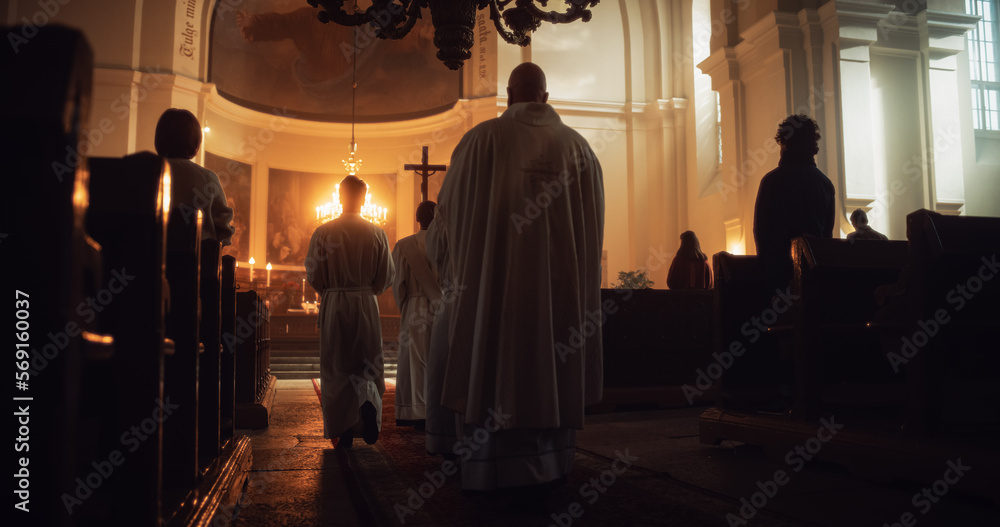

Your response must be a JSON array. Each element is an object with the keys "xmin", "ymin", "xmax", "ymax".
[{"xmin": 8, "ymin": 0, "xmax": 717, "ymax": 289}]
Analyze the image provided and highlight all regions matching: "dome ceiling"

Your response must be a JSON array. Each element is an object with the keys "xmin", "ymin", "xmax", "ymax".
[{"xmin": 209, "ymin": 0, "xmax": 460, "ymax": 122}]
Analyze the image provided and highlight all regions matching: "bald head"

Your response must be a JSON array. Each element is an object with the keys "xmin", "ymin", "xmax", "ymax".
[{"xmin": 507, "ymin": 62, "xmax": 548, "ymax": 106}]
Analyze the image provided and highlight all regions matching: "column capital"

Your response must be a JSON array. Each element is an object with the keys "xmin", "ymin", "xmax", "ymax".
[{"xmin": 697, "ymin": 47, "xmax": 740, "ymax": 92}]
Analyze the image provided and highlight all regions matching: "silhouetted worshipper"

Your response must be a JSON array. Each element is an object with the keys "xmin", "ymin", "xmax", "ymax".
[
  {"xmin": 392, "ymin": 201, "xmax": 442, "ymax": 428},
  {"xmin": 847, "ymin": 208, "xmax": 888, "ymax": 241},
  {"xmin": 667, "ymin": 230, "xmax": 713, "ymax": 290},
  {"xmin": 155, "ymin": 108, "xmax": 235, "ymax": 245},
  {"xmin": 426, "ymin": 62, "xmax": 605, "ymax": 495},
  {"xmin": 306, "ymin": 176, "xmax": 395, "ymax": 448},
  {"xmin": 753, "ymin": 114, "xmax": 835, "ymax": 292}
]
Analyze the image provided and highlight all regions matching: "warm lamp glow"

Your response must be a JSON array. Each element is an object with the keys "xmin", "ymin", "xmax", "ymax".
[
  {"xmin": 162, "ymin": 170, "xmax": 171, "ymax": 214},
  {"xmin": 316, "ymin": 183, "xmax": 388, "ymax": 225},
  {"xmin": 343, "ymin": 141, "xmax": 362, "ymax": 175}
]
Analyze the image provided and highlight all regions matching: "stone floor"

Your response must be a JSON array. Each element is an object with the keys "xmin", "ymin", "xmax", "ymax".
[{"xmin": 234, "ymin": 380, "xmax": 999, "ymax": 526}]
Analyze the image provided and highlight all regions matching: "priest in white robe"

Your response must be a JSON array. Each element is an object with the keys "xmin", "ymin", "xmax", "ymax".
[
  {"xmin": 306, "ymin": 175, "xmax": 394, "ymax": 448},
  {"xmin": 426, "ymin": 62, "xmax": 605, "ymax": 493},
  {"xmin": 391, "ymin": 201, "xmax": 441, "ymax": 427}
]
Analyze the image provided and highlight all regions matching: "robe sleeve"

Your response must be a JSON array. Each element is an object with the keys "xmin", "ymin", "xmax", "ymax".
[
  {"xmin": 391, "ymin": 241, "xmax": 408, "ymax": 311},
  {"xmin": 371, "ymin": 229, "xmax": 394, "ymax": 296},
  {"xmin": 305, "ymin": 229, "xmax": 327, "ymax": 292},
  {"xmin": 425, "ymin": 215, "xmax": 448, "ymax": 280},
  {"xmin": 208, "ymin": 170, "xmax": 235, "ymax": 246}
]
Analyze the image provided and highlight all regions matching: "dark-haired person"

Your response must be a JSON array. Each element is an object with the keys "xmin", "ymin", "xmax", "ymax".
[
  {"xmin": 306, "ymin": 176, "xmax": 395, "ymax": 448},
  {"xmin": 667, "ymin": 230, "xmax": 712, "ymax": 290},
  {"xmin": 753, "ymin": 114, "xmax": 835, "ymax": 293},
  {"xmin": 847, "ymin": 208, "xmax": 888, "ymax": 241},
  {"xmin": 391, "ymin": 201, "xmax": 441, "ymax": 429},
  {"xmin": 154, "ymin": 108, "xmax": 234, "ymax": 245}
]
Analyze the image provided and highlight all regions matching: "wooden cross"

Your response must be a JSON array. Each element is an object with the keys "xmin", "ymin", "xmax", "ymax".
[{"xmin": 403, "ymin": 146, "xmax": 447, "ymax": 202}]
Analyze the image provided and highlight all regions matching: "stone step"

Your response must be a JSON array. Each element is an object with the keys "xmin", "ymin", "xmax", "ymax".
[{"xmin": 270, "ymin": 349, "xmax": 320, "ymax": 358}]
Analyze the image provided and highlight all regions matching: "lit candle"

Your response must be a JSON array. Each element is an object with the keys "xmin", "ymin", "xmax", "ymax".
[
  {"xmin": 302, "ymin": 278, "xmax": 306, "ymax": 303},
  {"xmin": 266, "ymin": 262, "xmax": 272, "ymax": 288},
  {"xmin": 249, "ymin": 257, "xmax": 255, "ymax": 282}
]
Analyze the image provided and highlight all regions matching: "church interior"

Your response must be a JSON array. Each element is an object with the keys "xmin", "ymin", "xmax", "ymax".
[{"xmin": 4, "ymin": 0, "xmax": 1000, "ymax": 525}]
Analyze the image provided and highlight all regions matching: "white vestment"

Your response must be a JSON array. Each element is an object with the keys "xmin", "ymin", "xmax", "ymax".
[
  {"xmin": 426, "ymin": 102, "xmax": 605, "ymax": 489},
  {"xmin": 306, "ymin": 213, "xmax": 394, "ymax": 439},
  {"xmin": 391, "ymin": 230, "xmax": 441, "ymax": 422}
]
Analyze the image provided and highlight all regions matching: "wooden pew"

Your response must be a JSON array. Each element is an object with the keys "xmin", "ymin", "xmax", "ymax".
[
  {"xmin": 220, "ymin": 256, "xmax": 238, "ymax": 444},
  {"xmin": 788, "ymin": 237, "xmax": 908, "ymax": 420},
  {"xmin": 596, "ymin": 288, "xmax": 715, "ymax": 409},
  {"xmin": 876, "ymin": 210, "xmax": 1000, "ymax": 439},
  {"xmin": 199, "ymin": 240, "xmax": 222, "ymax": 467},
  {"xmin": 709, "ymin": 252, "xmax": 782, "ymax": 410},
  {"xmin": 234, "ymin": 290, "xmax": 276, "ymax": 428},
  {"xmin": 3, "ymin": 25, "xmax": 118, "ymax": 526},
  {"xmin": 86, "ymin": 152, "xmax": 170, "ymax": 525},
  {"xmin": 162, "ymin": 199, "xmax": 203, "ymax": 503},
  {"xmin": 703, "ymin": 220, "xmax": 999, "ymax": 501}
]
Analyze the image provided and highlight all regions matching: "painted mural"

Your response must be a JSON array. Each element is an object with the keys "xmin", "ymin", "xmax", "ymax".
[
  {"xmin": 209, "ymin": 0, "xmax": 460, "ymax": 122},
  {"xmin": 204, "ymin": 151, "xmax": 252, "ymax": 262}
]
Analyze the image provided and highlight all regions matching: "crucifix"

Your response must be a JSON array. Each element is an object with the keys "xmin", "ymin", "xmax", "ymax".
[{"xmin": 404, "ymin": 146, "xmax": 447, "ymax": 202}]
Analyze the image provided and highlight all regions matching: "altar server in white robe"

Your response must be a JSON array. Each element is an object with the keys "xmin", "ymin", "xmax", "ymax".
[
  {"xmin": 306, "ymin": 175, "xmax": 394, "ymax": 448},
  {"xmin": 392, "ymin": 201, "xmax": 441, "ymax": 427},
  {"xmin": 426, "ymin": 62, "xmax": 605, "ymax": 493}
]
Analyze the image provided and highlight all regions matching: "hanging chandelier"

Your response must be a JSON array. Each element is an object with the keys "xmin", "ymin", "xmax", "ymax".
[
  {"xmin": 306, "ymin": 0, "xmax": 601, "ymax": 70},
  {"xmin": 317, "ymin": 18, "xmax": 388, "ymax": 227},
  {"xmin": 316, "ymin": 183, "xmax": 388, "ymax": 225}
]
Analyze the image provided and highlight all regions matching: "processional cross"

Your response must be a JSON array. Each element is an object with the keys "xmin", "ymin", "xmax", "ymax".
[{"xmin": 404, "ymin": 146, "xmax": 447, "ymax": 202}]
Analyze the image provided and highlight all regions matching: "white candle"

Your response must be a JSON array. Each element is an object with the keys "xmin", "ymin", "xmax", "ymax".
[
  {"xmin": 266, "ymin": 262, "xmax": 272, "ymax": 288},
  {"xmin": 302, "ymin": 279, "xmax": 306, "ymax": 303},
  {"xmin": 249, "ymin": 257, "xmax": 255, "ymax": 282}
]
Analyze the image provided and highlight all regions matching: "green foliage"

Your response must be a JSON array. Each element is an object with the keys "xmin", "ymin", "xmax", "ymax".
[{"xmin": 612, "ymin": 269, "xmax": 653, "ymax": 289}]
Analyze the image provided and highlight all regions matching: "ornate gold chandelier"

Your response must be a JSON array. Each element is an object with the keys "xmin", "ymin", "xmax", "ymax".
[
  {"xmin": 316, "ymin": 183, "xmax": 388, "ymax": 225},
  {"xmin": 306, "ymin": 0, "xmax": 601, "ymax": 70}
]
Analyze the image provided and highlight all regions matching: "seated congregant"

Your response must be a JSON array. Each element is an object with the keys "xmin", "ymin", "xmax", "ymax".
[
  {"xmin": 667, "ymin": 230, "xmax": 712, "ymax": 290},
  {"xmin": 846, "ymin": 208, "xmax": 888, "ymax": 241},
  {"xmin": 155, "ymin": 108, "xmax": 235, "ymax": 245}
]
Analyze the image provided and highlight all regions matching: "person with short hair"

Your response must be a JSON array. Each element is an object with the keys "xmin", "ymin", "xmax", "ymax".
[
  {"xmin": 427, "ymin": 62, "xmax": 605, "ymax": 499},
  {"xmin": 391, "ymin": 201, "xmax": 441, "ymax": 429},
  {"xmin": 667, "ymin": 230, "xmax": 712, "ymax": 290},
  {"xmin": 306, "ymin": 176, "xmax": 395, "ymax": 448},
  {"xmin": 154, "ymin": 108, "xmax": 234, "ymax": 245},
  {"xmin": 753, "ymin": 114, "xmax": 835, "ymax": 292},
  {"xmin": 847, "ymin": 208, "xmax": 888, "ymax": 241}
]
